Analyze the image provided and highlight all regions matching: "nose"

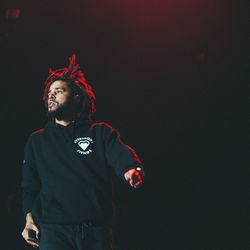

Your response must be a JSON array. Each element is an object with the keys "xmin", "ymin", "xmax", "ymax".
[{"xmin": 48, "ymin": 91, "xmax": 55, "ymax": 100}]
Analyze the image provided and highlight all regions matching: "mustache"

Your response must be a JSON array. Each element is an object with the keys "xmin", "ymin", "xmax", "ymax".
[{"xmin": 48, "ymin": 100, "xmax": 58, "ymax": 104}]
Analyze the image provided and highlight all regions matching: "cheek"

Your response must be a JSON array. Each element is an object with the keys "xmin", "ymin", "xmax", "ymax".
[
  {"xmin": 57, "ymin": 95, "xmax": 66, "ymax": 102},
  {"xmin": 59, "ymin": 96, "xmax": 71, "ymax": 104}
]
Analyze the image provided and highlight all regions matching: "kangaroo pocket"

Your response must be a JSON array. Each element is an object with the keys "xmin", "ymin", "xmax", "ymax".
[
  {"xmin": 40, "ymin": 190, "xmax": 66, "ymax": 220},
  {"xmin": 40, "ymin": 185, "xmax": 99, "ymax": 222}
]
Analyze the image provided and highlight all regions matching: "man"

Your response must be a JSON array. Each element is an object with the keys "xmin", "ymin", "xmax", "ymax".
[{"xmin": 21, "ymin": 55, "xmax": 144, "ymax": 250}]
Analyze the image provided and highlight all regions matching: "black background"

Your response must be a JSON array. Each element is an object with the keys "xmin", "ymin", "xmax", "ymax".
[{"xmin": 1, "ymin": 0, "xmax": 248, "ymax": 249}]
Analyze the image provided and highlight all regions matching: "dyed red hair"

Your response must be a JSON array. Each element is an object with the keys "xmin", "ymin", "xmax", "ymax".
[{"xmin": 43, "ymin": 55, "xmax": 96, "ymax": 119}]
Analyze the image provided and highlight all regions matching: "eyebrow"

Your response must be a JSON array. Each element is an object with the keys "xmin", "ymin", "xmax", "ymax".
[{"xmin": 48, "ymin": 87, "xmax": 66, "ymax": 94}]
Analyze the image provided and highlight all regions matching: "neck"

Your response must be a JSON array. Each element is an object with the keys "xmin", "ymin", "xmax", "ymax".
[
  {"xmin": 55, "ymin": 119, "xmax": 72, "ymax": 126},
  {"xmin": 55, "ymin": 112, "xmax": 78, "ymax": 126}
]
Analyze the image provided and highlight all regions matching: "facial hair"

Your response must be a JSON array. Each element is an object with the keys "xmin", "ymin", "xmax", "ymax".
[{"xmin": 46, "ymin": 98, "xmax": 73, "ymax": 120}]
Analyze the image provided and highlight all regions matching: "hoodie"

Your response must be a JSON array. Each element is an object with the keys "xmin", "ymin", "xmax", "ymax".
[{"xmin": 21, "ymin": 118, "xmax": 143, "ymax": 224}]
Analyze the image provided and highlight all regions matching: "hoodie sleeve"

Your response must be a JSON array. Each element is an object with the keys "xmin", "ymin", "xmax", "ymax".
[
  {"xmin": 103, "ymin": 124, "xmax": 143, "ymax": 179},
  {"xmin": 21, "ymin": 135, "xmax": 41, "ymax": 217}
]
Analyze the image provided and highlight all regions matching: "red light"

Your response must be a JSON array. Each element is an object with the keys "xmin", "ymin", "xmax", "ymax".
[{"xmin": 5, "ymin": 8, "xmax": 20, "ymax": 20}]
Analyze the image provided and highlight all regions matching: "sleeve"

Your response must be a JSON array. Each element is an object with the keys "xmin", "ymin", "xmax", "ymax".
[
  {"xmin": 21, "ymin": 135, "xmax": 41, "ymax": 217},
  {"xmin": 103, "ymin": 124, "xmax": 143, "ymax": 179}
]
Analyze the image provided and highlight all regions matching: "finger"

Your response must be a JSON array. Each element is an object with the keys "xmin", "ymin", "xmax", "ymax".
[
  {"xmin": 128, "ymin": 174, "xmax": 141, "ymax": 186},
  {"xmin": 21, "ymin": 231, "xmax": 26, "ymax": 238},
  {"xmin": 131, "ymin": 175, "xmax": 140, "ymax": 185},
  {"xmin": 26, "ymin": 239, "xmax": 39, "ymax": 248},
  {"xmin": 22, "ymin": 230, "xmax": 30, "ymax": 240},
  {"xmin": 137, "ymin": 175, "xmax": 142, "ymax": 181},
  {"xmin": 31, "ymin": 224, "xmax": 39, "ymax": 233},
  {"xmin": 134, "ymin": 180, "xmax": 142, "ymax": 188},
  {"xmin": 134, "ymin": 174, "xmax": 141, "ymax": 181},
  {"xmin": 134, "ymin": 171, "xmax": 142, "ymax": 179},
  {"xmin": 25, "ymin": 237, "xmax": 38, "ymax": 245},
  {"xmin": 132, "ymin": 175, "xmax": 141, "ymax": 185},
  {"xmin": 129, "ymin": 179, "xmax": 134, "ymax": 186},
  {"xmin": 26, "ymin": 236, "xmax": 38, "ymax": 243}
]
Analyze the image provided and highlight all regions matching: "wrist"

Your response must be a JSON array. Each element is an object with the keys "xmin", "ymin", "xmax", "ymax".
[{"xmin": 25, "ymin": 212, "xmax": 34, "ymax": 225}]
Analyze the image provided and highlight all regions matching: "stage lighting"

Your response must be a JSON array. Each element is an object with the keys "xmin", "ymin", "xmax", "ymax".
[{"xmin": 5, "ymin": 8, "xmax": 20, "ymax": 20}]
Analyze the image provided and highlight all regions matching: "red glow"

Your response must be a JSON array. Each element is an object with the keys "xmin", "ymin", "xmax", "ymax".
[{"xmin": 5, "ymin": 8, "xmax": 20, "ymax": 20}]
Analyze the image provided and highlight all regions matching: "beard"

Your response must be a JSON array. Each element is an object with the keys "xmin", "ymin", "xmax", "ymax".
[{"xmin": 46, "ymin": 99, "xmax": 73, "ymax": 120}]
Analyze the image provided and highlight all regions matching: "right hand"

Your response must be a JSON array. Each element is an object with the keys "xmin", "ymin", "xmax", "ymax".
[{"xmin": 21, "ymin": 222, "xmax": 40, "ymax": 248}]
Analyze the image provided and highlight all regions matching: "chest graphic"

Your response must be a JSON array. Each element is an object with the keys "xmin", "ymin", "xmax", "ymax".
[
  {"xmin": 74, "ymin": 137, "xmax": 94, "ymax": 155},
  {"xmin": 78, "ymin": 140, "xmax": 90, "ymax": 151}
]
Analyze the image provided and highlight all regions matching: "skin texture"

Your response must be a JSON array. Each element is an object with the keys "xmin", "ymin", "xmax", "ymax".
[
  {"xmin": 21, "ymin": 213, "xmax": 39, "ymax": 248},
  {"xmin": 124, "ymin": 168, "xmax": 144, "ymax": 188},
  {"xmin": 22, "ymin": 80, "xmax": 143, "ymax": 247},
  {"xmin": 47, "ymin": 80, "xmax": 80, "ymax": 126}
]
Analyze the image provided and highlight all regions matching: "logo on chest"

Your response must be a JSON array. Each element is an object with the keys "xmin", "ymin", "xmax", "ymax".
[{"xmin": 74, "ymin": 137, "xmax": 94, "ymax": 155}]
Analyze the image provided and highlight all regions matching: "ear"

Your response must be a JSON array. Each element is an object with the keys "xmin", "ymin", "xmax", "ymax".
[{"xmin": 74, "ymin": 94, "xmax": 80, "ymax": 103}]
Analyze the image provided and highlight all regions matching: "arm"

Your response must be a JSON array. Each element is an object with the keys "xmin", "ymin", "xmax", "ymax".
[
  {"xmin": 103, "ymin": 124, "xmax": 144, "ymax": 188},
  {"xmin": 20, "ymin": 136, "xmax": 41, "ymax": 247}
]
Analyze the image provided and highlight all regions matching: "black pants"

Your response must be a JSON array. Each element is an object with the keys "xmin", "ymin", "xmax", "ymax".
[{"xmin": 37, "ymin": 223, "xmax": 114, "ymax": 250}]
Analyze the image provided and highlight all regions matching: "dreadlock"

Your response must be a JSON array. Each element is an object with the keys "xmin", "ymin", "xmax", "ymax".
[{"xmin": 43, "ymin": 55, "xmax": 96, "ymax": 119}]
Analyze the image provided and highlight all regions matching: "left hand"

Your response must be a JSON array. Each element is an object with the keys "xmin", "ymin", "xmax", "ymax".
[{"xmin": 124, "ymin": 168, "xmax": 144, "ymax": 188}]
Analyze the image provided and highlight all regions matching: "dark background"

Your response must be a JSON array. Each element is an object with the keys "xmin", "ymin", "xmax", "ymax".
[{"xmin": 1, "ymin": 0, "xmax": 248, "ymax": 249}]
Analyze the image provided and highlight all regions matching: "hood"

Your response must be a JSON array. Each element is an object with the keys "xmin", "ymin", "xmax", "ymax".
[
  {"xmin": 45, "ymin": 117, "xmax": 93, "ymax": 130},
  {"xmin": 45, "ymin": 117, "xmax": 94, "ymax": 144}
]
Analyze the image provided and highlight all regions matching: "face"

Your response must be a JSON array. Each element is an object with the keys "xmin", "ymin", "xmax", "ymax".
[{"xmin": 47, "ymin": 80, "xmax": 75, "ymax": 119}]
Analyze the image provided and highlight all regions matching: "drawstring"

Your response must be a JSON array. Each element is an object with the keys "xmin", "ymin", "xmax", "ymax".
[
  {"xmin": 73, "ymin": 224, "xmax": 85, "ymax": 239},
  {"xmin": 73, "ymin": 121, "xmax": 77, "ymax": 145},
  {"xmin": 81, "ymin": 224, "xmax": 84, "ymax": 240},
  {"xmin": 79, "ymin": 222, "xmax": 93, "ymax": 239},
  {"xmin": 55, "ymin": 121, "xmax": 75, "ymax": 144},
  {"xmin": 51, "ymin": 117, "xmax": 91, "ymax": 145}
]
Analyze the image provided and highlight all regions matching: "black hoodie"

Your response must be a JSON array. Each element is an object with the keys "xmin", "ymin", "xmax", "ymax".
[{"xmin": 21, "ymin": 118, "xmax": 143, "ymax": 224}]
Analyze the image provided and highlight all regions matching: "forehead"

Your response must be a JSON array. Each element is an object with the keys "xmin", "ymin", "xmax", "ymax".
[{"xmin": 48, "ymin": 80, "xmax": 70, "ymax": 91}]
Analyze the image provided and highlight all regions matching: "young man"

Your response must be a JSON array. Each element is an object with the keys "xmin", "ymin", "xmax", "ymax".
[{"xmin": 21, "ymin": 55, "xmax": 144, "ymax": 250}]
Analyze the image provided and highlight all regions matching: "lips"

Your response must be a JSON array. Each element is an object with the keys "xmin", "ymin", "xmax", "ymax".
[{"xmin": 48, "ymin": 101, "xmax": 57, "ymax": 108}]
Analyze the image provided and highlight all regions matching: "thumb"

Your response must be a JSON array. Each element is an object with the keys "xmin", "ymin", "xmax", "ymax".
[{"xmin": 129, "ymin": 178, "xmax": 134, "ymax": 186}]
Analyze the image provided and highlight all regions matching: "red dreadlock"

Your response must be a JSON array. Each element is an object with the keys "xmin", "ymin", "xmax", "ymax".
[{"xmin": 43, "ymin": 54, "xmax": 96, "ymax": 119}]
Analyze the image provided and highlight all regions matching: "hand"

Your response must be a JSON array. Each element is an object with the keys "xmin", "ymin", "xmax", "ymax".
[
  {"xmin": 21, "ymin": 222, "xmax": 39, "ymax": 248},
  {"xmin": 124, "ymin": 168, "xmax": 144, "ymax": 188}
]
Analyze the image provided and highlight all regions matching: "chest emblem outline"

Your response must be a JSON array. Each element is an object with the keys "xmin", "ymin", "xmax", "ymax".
[{"xmin": 74, "ymin": 137, "xmax": 94, "ymax": 155}]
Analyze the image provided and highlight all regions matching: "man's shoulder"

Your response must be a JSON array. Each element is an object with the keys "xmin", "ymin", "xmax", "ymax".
[
  {"xmin": 91, "ymin": 122, "xmax": 116, "ymax": 133},
  {"xmin": 31, "ymin": 128, "xmax": 45, "ymax": 135},
  {"xmin": 29, "ymin": 128, "xmax": 45, "ymax": 139},
  {"xmin": 24, "ymin": 128, "xmax": 45, "ymax": 148},
  {"xmin": 92, "ymin": 122, "xmax": 112, "ymax": 129},
  {"xmin": 91, "ymin": 122, "xmax": 120, "ymax": 139}
]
